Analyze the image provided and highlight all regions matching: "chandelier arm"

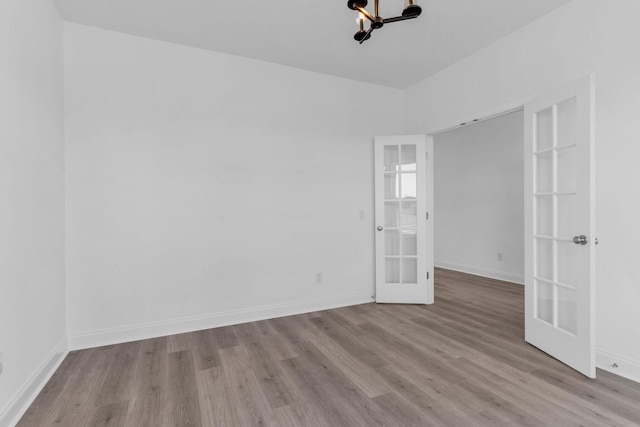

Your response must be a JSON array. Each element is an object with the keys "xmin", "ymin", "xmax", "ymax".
[
  {"xmin": 383, "ymin": 14, "xmax": 418, "ymax": 24},
  {"xmin": 359, "ymin": 25, "xmax": 375, "ymax": 44},
  {"xmin": 356, "ymin": 7, "xmax": 376, "ymax": 23}
]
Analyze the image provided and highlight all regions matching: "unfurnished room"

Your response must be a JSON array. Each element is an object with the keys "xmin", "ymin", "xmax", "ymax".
[{"xmin": 2, "ymin": 0, "xmax": 640, "ymax": 426}]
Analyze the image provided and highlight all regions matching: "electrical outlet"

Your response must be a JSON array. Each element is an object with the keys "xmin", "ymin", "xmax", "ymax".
[
  {"xmin": 315, "ymin": 272, "xmax": 323, "ymax": 284},
  {"xmin": 497, "ymin": 252, "xmax": 503, "ymax": 261}
]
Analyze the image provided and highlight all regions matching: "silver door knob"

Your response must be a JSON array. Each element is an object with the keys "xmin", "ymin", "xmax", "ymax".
[
  {"xmin": 377, "ymin": 226, "xmax": 383, "ymax": 231},
  {"xmin": 573, "ymin": 235, "xmax": 588, "ymax": 245}
]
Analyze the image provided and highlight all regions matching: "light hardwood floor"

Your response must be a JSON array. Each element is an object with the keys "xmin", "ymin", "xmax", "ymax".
[{"xmin": 18, "ymin": 268, "xmax": 640, "ymax": 426}]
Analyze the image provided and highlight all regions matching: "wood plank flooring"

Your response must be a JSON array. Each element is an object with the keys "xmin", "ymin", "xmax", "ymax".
[{"xmin": 18, "ymin": 268, "xmax": 640, "ymax": 426}]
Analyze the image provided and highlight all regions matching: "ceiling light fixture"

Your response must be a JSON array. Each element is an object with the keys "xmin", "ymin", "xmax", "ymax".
[{"xmin": 348, "ymin": 0, "xmax": 422, "ymax": 44}]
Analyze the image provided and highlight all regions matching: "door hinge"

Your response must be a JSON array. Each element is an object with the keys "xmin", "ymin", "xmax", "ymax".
[
  {"xmin": 425, "ymin": 152, "xmax": 429, "ymax": 160},
  {"xmin": 426, "ymin": 212, "xmax": 429, "ymax": 220},
  {"xmin": 427, "ymin": 272, "xmax": 430, "ymax": 280}
]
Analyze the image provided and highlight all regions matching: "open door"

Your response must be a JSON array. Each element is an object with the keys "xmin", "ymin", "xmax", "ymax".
[
  {"xmin": 524, "ymin": 76, "xmax": 596, "ymax": 377},
  {"xmin": 374, "ymin": 135, "xmax": 434, "ymax": 304}
]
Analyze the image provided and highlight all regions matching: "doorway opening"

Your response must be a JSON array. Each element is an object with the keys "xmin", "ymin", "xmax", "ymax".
[
  {"xmin": 423, "ymin": 75, "xmax": 596, "ymax": 377},
  {"xmin": 432, "ymin": 110, "xmax": 525, "ymax": 288}
]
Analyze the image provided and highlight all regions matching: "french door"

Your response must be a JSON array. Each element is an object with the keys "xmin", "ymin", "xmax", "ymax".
[
  {"xmin": 374, "ymin": 135, "xmax": 433, "ymax": 304},
  {"xmin": 524, "ymin": 76, "xmax": 596, "ymax": 377}
]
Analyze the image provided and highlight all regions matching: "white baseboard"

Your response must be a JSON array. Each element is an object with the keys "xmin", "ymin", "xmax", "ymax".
[
  {"xmin": 0, "ymin": 338, "xmax": 68, "ymax": 427},
  {"xmin": 68, "ymin": 291, "xmax": 373, "ymax": 350},
  {"xmin": 597, "ymin": 349, "xmax": 640, "ymax": 384},
  {"xmin": 435, "ymin": 260, "xmax": 524, "ymax": 285}
]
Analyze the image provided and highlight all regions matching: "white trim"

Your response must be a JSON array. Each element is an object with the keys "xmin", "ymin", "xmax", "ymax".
[
  {"xmin": 435, "ymin": 261, "xmax": 524, "ymax": 285},
  {"xmin": 68, "ymin": 291, "xmax": 373, "ymax": 350},
  {"xmin": 425, "ymin": 136, "xmax": 435, "ymax": 304},
  {"xmin": 429, "ymin": 106, "xmax": 524, "ymax": 136},
  {"xmin": 422, "ymin": 97, "xmax": 532, "ymax": 136},
  {"xmin": 597, "ymin": 349, "xmax": 640, "ymax": 384},
  {"xmin": 0, "ymin": 338, "xmax": 68, "ymax": 427}
]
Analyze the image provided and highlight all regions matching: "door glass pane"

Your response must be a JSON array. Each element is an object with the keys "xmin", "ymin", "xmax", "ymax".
[
  {"xmin": 535, "ymin": 151, "xmax": 553, "ymax": 193},
  {"xmin": 557, "ymin": 195, "xmax": 578, "ymax": 239},
  {"xmin": 384, "ymin": 146, "xmax": 400, "ymax": 172},
  {"xmin": 401, "ymin": 173, "xmax": 417, "ymax": 199},
  {"xmin": 400, "ymin": 145, "xmax": 417, "ymax": 171},
  {"xmin": 557, "ymin": 97, "xmax": 577, "ymax": 147},
  {"xmin": 385, "ymin": 258, "xmax": 400, "ymax": 283},
  {"xmin": 402, "ymin": 231, "xmax": 417, "ymax": 255},
  {"xmin": 535, "ymin": 195, "xmax": 553, "ymax": 237},
  {"xmin": 400, "ymin": 201, "xmax": 417, "ymax": 228},
  {"xmin": 557, "ymin": 146, "xmax": 577, "ymax": 194},
  {"xmin": 536, "ymin": 107, "xmax": 554, "ymax": 151},
  {"xmin": 535, "ymin": 238, "xmax": 553, "ymax": 280},
  {"xmin": 536, "ymin": 280, "xmax": 554, "ymax": 324},
  {"xmin": 385, "ymin": 230, "xmax": 400, "ymax": 255},
  {"xmin": 557, "ymin": 286, "xmax": 577, "ymax": 335},
  {"xmin": 402, "ymin": 258, "xmax": 417, "ymax": 284},
  {"xmin": 557, "ymin": 241, "xmax": 580, "ymax": 288},
  {"xmin": 384, "ymin": 174, "xmax": 399, "ymax": 199},
  {"xmin": 385, "ymin": 202, "xmax": 400, "ymax": 228}
]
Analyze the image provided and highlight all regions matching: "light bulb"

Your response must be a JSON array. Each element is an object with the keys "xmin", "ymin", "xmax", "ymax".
[{"xmin": 357, "ymin": 12, "xmax": 365, "ymax": 24}]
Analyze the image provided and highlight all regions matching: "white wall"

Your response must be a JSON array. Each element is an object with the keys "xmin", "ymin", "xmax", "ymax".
[
  {"xmin": 0, "ymin": 0, "xmax": 67, "ymax": 424},
  {"xmin": 434, "ymin": 111, "xmax": 524, "ymax": 284},
  {"xmin": 64, "ymin": 23, "xmax": 404, "ymax": 348},
  {"xmin": 406, "ymin": 0, "xmax": 640, "ymax": 382}
]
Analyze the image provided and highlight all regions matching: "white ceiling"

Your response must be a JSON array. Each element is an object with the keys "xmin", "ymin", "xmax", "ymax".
[{"xmin": 53, "ymin": 0, "xmax": 572, "ymax": 89}]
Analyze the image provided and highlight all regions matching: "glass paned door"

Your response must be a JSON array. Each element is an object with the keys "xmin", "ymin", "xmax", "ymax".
[
  {"xmin": 375, "ymin": 135, "xmax": 433, "ymax": 304},
  {"xmin": 524, "ymin": 76, "xmax": 595, "ymax": 378}
]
